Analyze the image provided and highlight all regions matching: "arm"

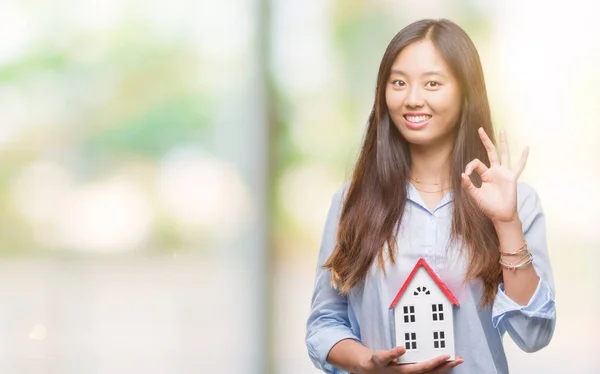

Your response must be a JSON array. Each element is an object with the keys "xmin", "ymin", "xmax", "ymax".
[
  {"xmin": 305, "ymin": 187, "xmax": 363, "ymax": 373},
  {"xmin": 461, "ymin": 128, "xmax": 556, "ymax": 353},
  {"xmin": 327, "ymin": 339, "xmax": 376, "ymax": 374},
  {"xmin": 492, "ymin": 183, "xmax": 556, "ymax": 352}
]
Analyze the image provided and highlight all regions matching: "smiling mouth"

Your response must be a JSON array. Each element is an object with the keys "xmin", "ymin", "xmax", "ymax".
[{"xmin": 403, "ymin": 114, "xmax": 432, "ymax": 123}]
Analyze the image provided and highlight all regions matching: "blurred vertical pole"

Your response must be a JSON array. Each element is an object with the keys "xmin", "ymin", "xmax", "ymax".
[
  {"xmin": 255, "ymin": 0, "xmax": 274, "ymax": 373},
  {"xmin": 211, "ymin": 0, "xmax": 273, "ymax": 372}
]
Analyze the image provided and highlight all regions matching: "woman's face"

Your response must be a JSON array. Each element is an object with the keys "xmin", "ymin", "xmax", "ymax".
[{"xmin": 385, "ymin": 39, "xmax": 462, "ymax": 149}]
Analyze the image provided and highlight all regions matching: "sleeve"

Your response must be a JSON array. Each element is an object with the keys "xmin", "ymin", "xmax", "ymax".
[
  {"xmin": 492, "ymin": 182, "xmax": 556, "ymax": 353},
  {"xmin": 305, "ymin": 186, "xmax": 362, "ymax": 373}
]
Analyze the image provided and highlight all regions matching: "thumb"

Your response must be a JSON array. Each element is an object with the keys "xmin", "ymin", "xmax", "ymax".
[{"xmin": 372, "ymin": 346, "xmax": 406, "ymax": 366}]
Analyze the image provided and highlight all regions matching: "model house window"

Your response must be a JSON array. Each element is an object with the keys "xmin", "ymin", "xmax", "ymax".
[
  {"xmin": 404, "ymin": 332, "xmax": 417, "ymax": 350},
  {"xmin": 433, "ymin": 331, "xmax": 446, "ymax": 349},
  {"xmin": 403, "ymin": 305, "xmax": 416, "ymax": 323},
  {"xmin": 432, "ymin": 303, "xmax": 444, "ymax": 321},
  {"xmin": 413, "ymin": 286, "xmax": 431, "ymax": 296}
]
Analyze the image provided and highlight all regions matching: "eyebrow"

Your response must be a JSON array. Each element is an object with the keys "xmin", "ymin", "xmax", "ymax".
[{"xmin": 390, "ymin": 69, "xmax": 448, "ymax": 78}]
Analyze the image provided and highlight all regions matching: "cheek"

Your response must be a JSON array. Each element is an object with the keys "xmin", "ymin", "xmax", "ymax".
[
  {"xmin": 384, "ymin": 89, "xmax": 394, "ymax": 109},
  {"xmin": 430, "ymin": 91, "xmax": 461, "ymax": 117},
  {"xmin": 385, "ymin": 89, "xmax": 404, "ymax": 110}
]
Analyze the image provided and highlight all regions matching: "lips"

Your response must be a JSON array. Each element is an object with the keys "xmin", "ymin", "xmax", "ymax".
[{"xmin": 403, "ymin": 113, "xmax": 432, "ymax": 130}]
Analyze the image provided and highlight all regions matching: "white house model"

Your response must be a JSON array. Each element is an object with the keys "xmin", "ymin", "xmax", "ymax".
[{"xmin": 389, "ymin": 258, "xmax": 460, "ymax": 364}]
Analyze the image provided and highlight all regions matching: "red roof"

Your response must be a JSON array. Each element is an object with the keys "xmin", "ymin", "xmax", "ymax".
[{"xmin": 389, "ymin": 258, "xmax": 459, "ymax": 308}]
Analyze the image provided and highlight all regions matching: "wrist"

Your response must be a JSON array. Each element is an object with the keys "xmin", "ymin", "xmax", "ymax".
[
  {"xmin": 493, "ymin": 218, "xmax": 525, "ymax": 253},
  {"xmin": 356, "ymin": 350, "xmax": 375, "ymax": 374},
  {"xmin": 493, "ymin": 217, "xmax": 522, "ymax": 232}
]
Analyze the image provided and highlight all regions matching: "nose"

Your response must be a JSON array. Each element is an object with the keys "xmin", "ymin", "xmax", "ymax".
[{"xmin": 405, "ymin": 86, "xmax": 424, "ymax": 108}]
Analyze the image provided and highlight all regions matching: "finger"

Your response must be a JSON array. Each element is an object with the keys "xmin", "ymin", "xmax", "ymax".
[
  {"xmin": 373, "ymin": 346, "xmax": 406, "ymax": 367},
  {"xmin": 514, "ymin": 146, "xmax": 530, "ymax": 178},
  {"xmin": 478, "ymin": 127, "xmax": 499, "ymax": 166},
  {"xmin": 401, "ymin": 355, "xmax": 450, "ymax": 373},
  {"xmin": 461, "ymin": 173, "xmax": 477, "ymax": 196},
  {"xmin": 432, "ymin": 357, "xmax": 465, "ymax": 373},
  {"xmin": 464, "ymin": 158, "xmax": 489, "ymax": 177},
  {"xmin": 500, "ymin": 129, "xmax": 510, "ymax": 167}
]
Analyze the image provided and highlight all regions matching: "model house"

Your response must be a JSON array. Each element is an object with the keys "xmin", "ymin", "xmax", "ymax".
[{"xmin": 389, "ymin": 258, "xmax": 460, "ymax": 364}]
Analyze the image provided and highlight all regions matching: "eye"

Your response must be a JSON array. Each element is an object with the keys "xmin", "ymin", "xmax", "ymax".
[
  {"xmin": 426, "ymin": 81, "xmax": 441, "ymax": 88},
  {"xmin": 391, "ymin": 80, "xmax": 406, "ymax": 87}
]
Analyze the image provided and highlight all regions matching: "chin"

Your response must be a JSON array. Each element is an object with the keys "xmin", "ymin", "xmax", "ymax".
[
  {"xmin": 396, "ymin": 125, "xmax": 456, "ymax": 148},
  {"xmin": 406, "ymin": 138, "xmax": 437, "ymax": 147},
  {"xmin": 397, "ymin": 130, "xmax": 436, "ymax": 146}
]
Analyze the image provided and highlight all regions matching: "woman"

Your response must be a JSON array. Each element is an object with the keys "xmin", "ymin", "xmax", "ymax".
[{"xmin": 305, "ymin": 19, "xmax": 555, "ymax": 374}]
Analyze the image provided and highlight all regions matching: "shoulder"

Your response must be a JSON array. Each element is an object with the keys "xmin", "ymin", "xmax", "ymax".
[
  {"xmin": 330, "ymin": 182, "xmax": 351, "ymax": 209},
  {"xmin": 517, "ymin": 181, "xmax": 545, "ymax": 229},
  {"xmin": 517, "ymin": 181, "xmax": 542, "ymax": 211}
]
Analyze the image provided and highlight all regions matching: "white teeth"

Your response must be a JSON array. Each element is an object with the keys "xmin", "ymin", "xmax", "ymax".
[{"xmin": 405, "ymin": 115, "xmax": 431, "ymax": 123}]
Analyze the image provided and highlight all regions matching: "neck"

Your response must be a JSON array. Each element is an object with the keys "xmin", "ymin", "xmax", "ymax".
[{"xmin": 409, "ymin": 141, "xmax": 454, "ymax": 184}]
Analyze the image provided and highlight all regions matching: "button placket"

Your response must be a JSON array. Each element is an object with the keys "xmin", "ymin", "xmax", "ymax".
[{"xmin": 428, "ymin": 214, "xmax": 437, "ymax": 253}]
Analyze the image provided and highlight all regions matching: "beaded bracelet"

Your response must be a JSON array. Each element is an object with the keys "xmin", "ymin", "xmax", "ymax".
[
  {"xmin": 499, "ymin": 252, "xmax": 533, "ymax": 271},
  {"xmin": 499, "ymin": 241, "xmax": 528, "ymax": 256}
]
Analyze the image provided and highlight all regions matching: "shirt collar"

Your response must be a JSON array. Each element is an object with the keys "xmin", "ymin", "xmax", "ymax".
[{"xmin": 406, "ymin": 182, "xmax": 454, "ymax": 213}]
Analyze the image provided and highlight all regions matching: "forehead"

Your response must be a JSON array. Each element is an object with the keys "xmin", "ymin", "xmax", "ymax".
[{"xmin": 391, "ymin": 40, "xmax": 452, "ymax": 76}]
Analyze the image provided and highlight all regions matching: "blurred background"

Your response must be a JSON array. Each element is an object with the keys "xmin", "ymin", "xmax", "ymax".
[{"xmin": 0, "ymin": 0, "xmax": 598, "ymax": 373}]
